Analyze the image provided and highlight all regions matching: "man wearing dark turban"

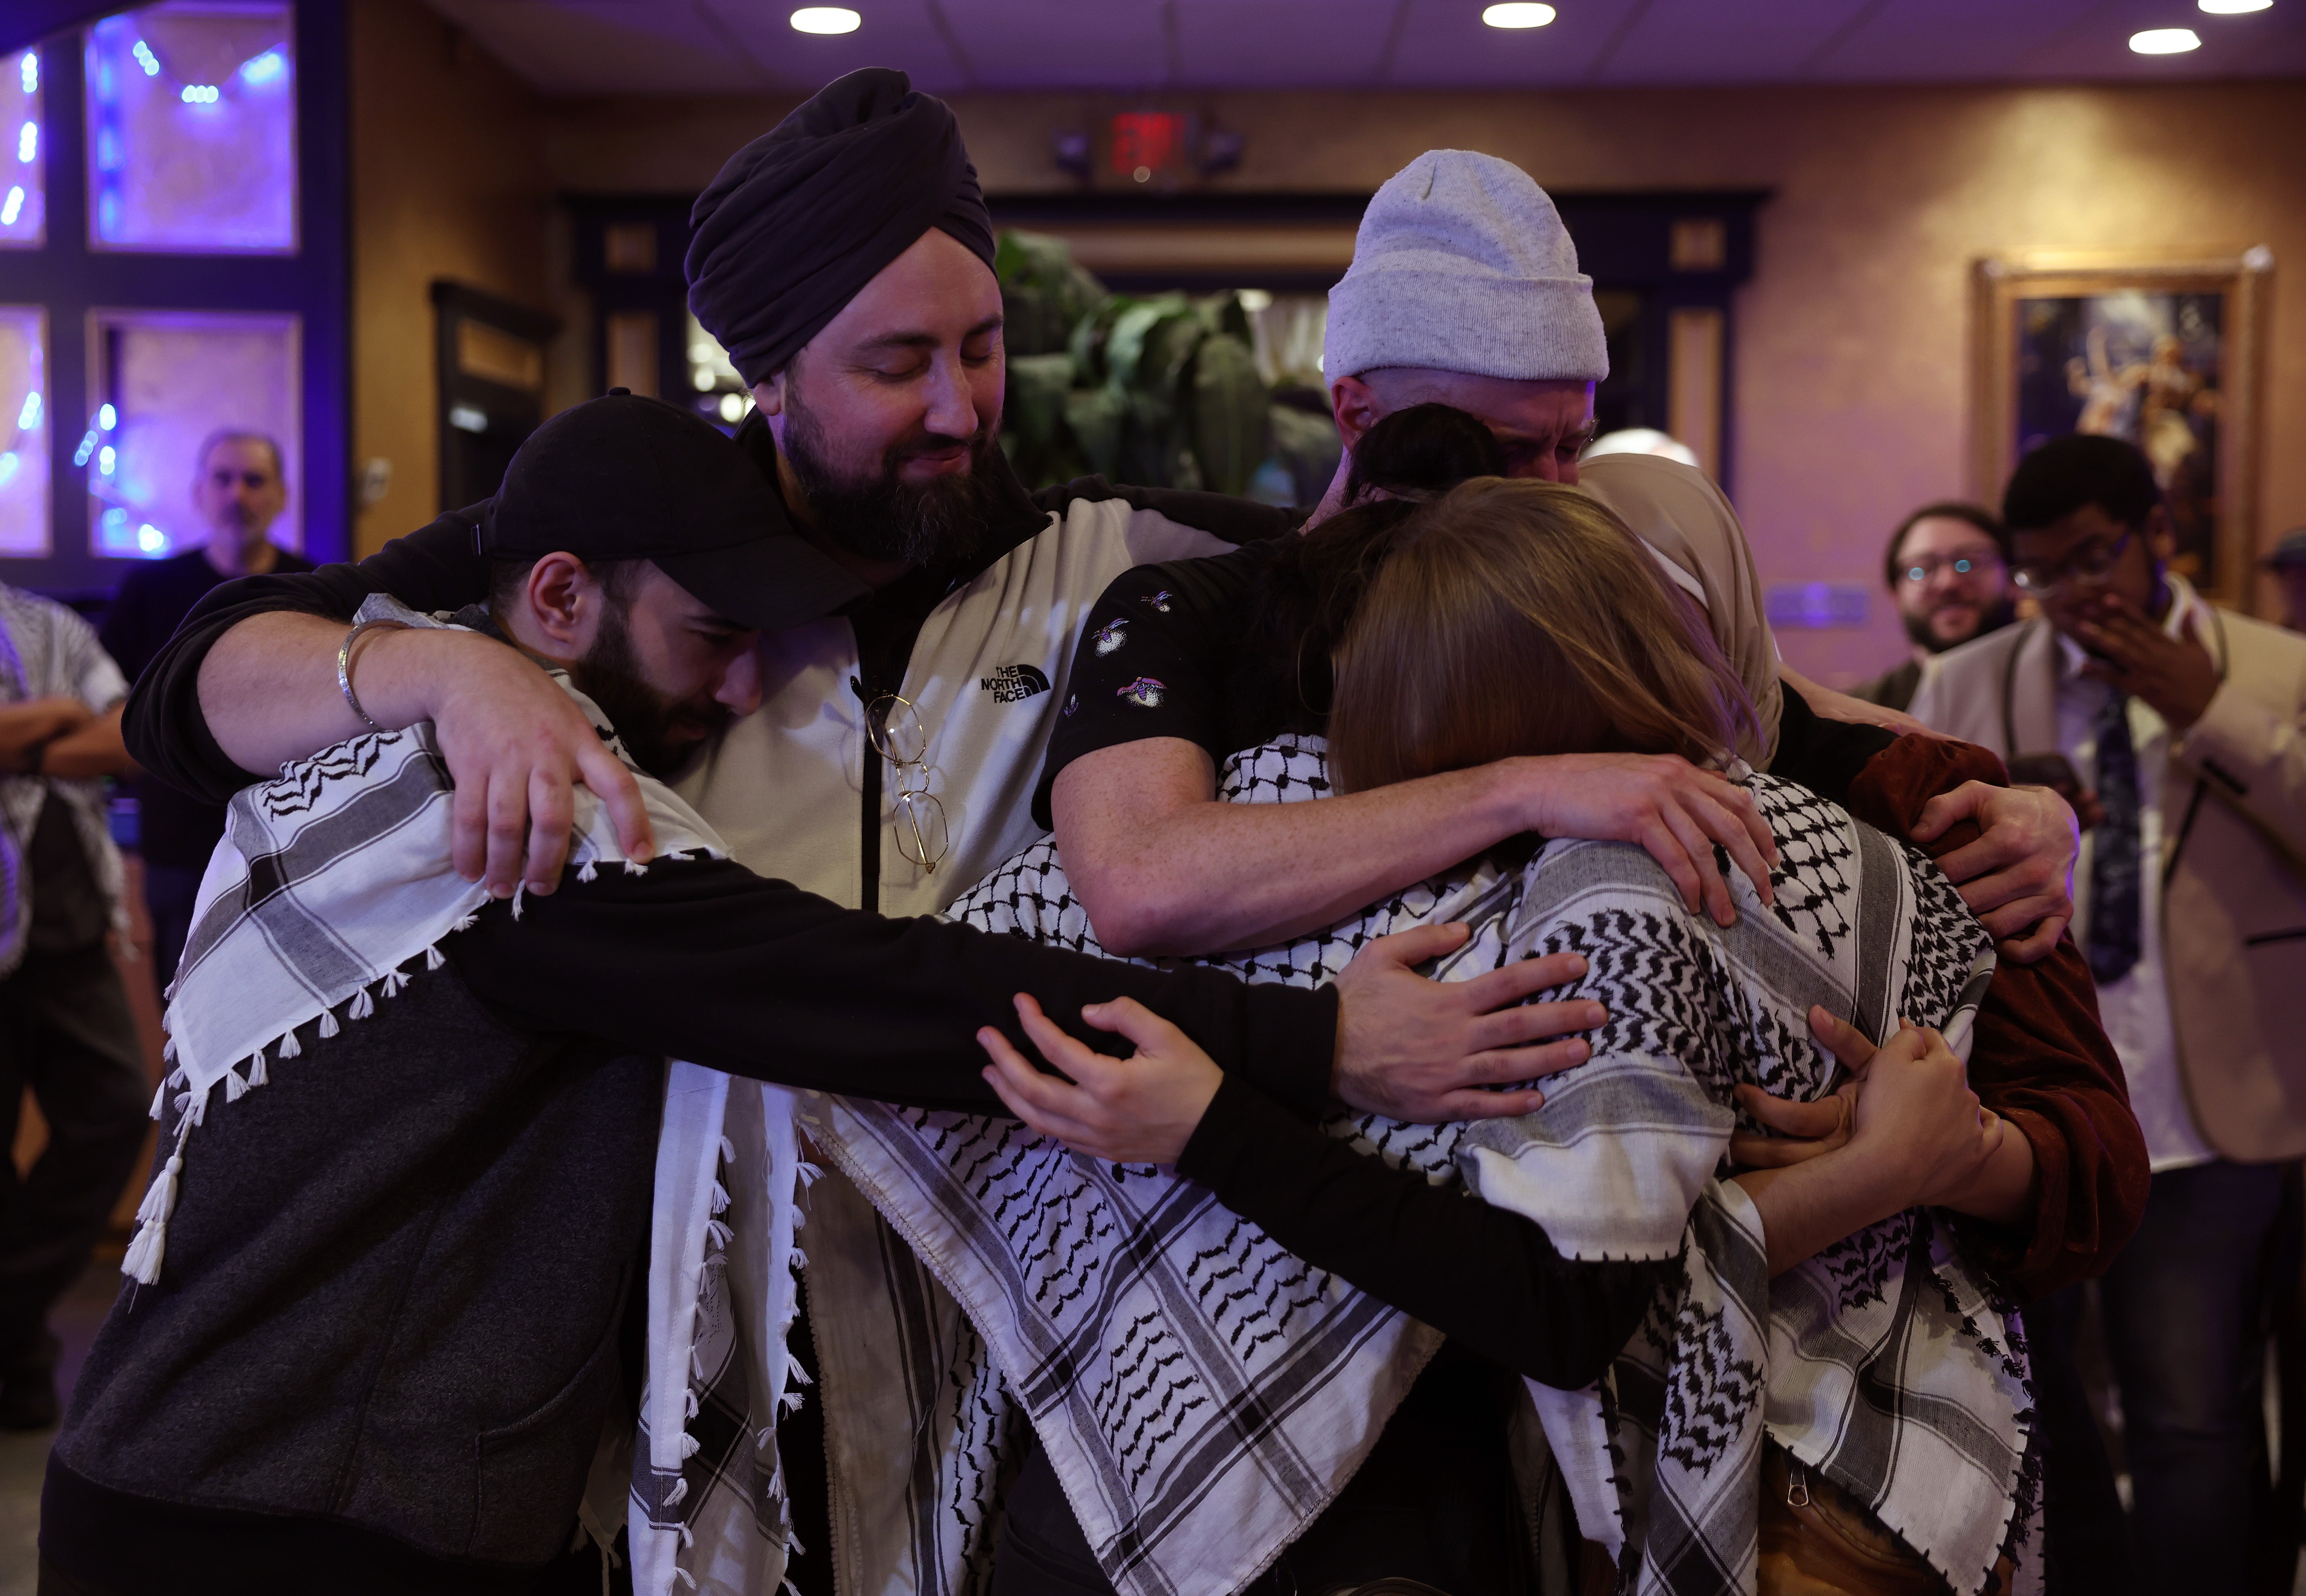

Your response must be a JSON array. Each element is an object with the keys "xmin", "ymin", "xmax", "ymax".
[{"xmin": 109, "ymin": 64, "xmax": 1606, "ymax": 1596}]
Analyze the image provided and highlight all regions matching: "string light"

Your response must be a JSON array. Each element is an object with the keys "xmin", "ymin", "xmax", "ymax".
[
  {"xmin": 98, "ymin": 404, "xmax": 116, "ymax": 430},
  {"xmin": 0, "ymin": 453, "xmax": 16, "ymax": 487},
  {"xmin": 16, "ymin": 122, "xmax": 33, "ymax": 163},
  {"xmin": 16, "ymin": 392, "xmax": 38, "ymax": 430},
  {"xmin": 238, "ymin": 49, "xmax": 286, "ymax": 85},
  {"xmin": 179, "ymin": 84, "xmax": 220, "ymax": 104},
  {"xmin": 19, "ymin": 52, "xmax": 35, "ymax": 95},
  {"xmin": 0, "ymin": 188, "xmax": 19, "ymax": 226},
  {"xmin": 131, "ymin": 39, "xmax": 160, "ymax": 77}
]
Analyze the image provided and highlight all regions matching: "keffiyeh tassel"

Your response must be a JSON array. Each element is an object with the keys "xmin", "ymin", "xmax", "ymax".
[
  {"xmin": 275, "ymin": 1026, "xmax": 301, "ymax": 1059},
  {"xmin": 318, "ymin": 1007, "xmax": 341, "ymax": 1038},
  {"xmin": 246, "ymin": 1049, "xmax": 268, "ymax": 1088},
  {"xmin": 380, "ymin": 967, "xmax": 410, "ymax": 997},
  {"xmin": 347, "ymin": 986, "xmax": 374, "ymax": 1021},
  {"xmin": 424, "ymin": 943, "xmax": 445, "ymax": 971},
  {"xmin": 123, "ymin": 1105, "xmax": 200, "ymax": 1285}
]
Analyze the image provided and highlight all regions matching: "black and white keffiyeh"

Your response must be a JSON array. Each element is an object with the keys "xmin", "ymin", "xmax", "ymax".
[
  {"xmin": 142, "ymin": 597, "xmax": 813, "ymax": 1596},
  {"xmin": 814, "ymin": 735, "xmax": 2036, "ymax": 1596}
]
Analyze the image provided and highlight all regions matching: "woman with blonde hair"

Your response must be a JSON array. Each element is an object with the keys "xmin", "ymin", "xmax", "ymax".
[{"xmin": 811, "ymin": 427, "xmax": 2137, "ymax": 1596}]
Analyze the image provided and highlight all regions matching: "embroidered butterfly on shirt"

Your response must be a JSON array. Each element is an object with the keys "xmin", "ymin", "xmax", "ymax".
[
  {"xmin": 1091, "ymin": 619, "xmax": 1128, "ymax": 655},
  {"xmin": 1142, "ymin": 589, "xmax": 1173, "ymax": 613},
  {"xmin": 1118, "ymin": 677, "xmax": 1166, "ymax": 708}
]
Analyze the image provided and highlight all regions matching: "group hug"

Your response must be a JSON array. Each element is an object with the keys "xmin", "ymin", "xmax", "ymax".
[{"xmin": 37, "ymin": 66, "xmax": 2157, "ymax": 1596}]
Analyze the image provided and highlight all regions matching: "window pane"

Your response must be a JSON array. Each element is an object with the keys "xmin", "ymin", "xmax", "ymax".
[
  {"xmin": 0, "ymin": 49, "xmax": 45, "ymax": 249},
  {"xmin": 91, "ymin": 310, "xmax": 298, "ymax": 559},
  {"xmin": 85, "ymin": 3, "xmax": 296, "ymax": 254},
  {"xmin": 0, "ymin": 308, "xmax": 50, "ymax": 555}
]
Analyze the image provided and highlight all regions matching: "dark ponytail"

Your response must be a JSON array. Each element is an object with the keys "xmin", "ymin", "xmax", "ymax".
[{"xmin": 1251, "ymin": 403, "xmax": 1508, "ymax": 722}]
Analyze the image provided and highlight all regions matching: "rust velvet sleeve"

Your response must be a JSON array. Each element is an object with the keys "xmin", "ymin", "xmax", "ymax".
[{"xmin": 1847, "ymin": 734, "xmax": 2149, "ymax": 1299}]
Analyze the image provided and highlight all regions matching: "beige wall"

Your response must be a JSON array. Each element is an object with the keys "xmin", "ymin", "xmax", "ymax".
[
  {"xmin": 540, "ymin": 80, "xmax": 2306, "ymax": 683},
  {"xmin": 350, "ymin": 0, "xmax": 554, "ymax": 558}
]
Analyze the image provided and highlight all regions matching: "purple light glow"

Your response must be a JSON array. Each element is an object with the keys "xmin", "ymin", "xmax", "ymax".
[{"xmin": 85, "ymin": 6, "xmax": 297, "ymax": 254}]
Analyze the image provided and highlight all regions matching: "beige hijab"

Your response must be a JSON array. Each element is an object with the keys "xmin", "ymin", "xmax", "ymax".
[{"xmin": 1577, "ymin": 452, "xmax": 1783, "ymax": 768}]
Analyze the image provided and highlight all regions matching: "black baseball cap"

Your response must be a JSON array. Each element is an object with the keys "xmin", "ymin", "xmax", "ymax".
[{"xmin": 481, "ymin": 389, "xmax": 866, "ymax": 630}]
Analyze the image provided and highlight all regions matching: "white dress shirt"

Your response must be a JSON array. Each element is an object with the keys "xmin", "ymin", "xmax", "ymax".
[{"xmin": 2056, "ymin": 575, "xmax": 2217, "ymax": 1173}]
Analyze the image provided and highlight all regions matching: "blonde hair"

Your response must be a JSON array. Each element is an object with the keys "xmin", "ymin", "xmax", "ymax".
[{"xmin": 1326, "ymin": 477, "xmax": 1758, "ymax": 794}]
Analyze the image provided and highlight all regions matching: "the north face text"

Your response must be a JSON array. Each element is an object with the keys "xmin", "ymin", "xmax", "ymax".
[{"xmin": 979, "ymin": 664, "xmax": 1052, "ymax": 703}]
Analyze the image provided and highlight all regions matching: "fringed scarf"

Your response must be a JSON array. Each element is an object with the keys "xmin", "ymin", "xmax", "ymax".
[
  {"xmin": 143, "ymin": 596, "xmax": 812, "ymax": 1596},
  {"xmin": 816, "ymin": 736, "xmax": 2039, "ymax": 1596}
]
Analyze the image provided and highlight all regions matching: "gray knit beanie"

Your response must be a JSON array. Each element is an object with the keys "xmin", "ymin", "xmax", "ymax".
[{"xmin": 1324, "ymin": 151, "xmax": 1608, "ymax": 384}]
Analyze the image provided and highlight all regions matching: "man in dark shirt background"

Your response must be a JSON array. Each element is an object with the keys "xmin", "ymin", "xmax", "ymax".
[{"xmin": 100, "ymin": 429, "xmax": 312, "ymax": 987}]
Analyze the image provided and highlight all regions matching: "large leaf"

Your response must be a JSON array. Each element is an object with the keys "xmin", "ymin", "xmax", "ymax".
[
  {"xmin": 1063, "ymin": 387, "xmax": 1125, "ymax": 481},
  {"xmin": 1068, "ymin": 296, "xmax": 1139, "ymax": 387},
  {"xmin": 1004, "ymin": 352, "xmax": 1075, "ymax": 455},
  {"xmin": 1103, "ymin": 295, "xmax": 1191, "ymax": 394},
  {"xmin": 1267, "ymin": 402, "xmax": 1345, "ymax": 506},
  {"xmin": 1188, "ymin": 334, "xmax": 1271, "ymax": 498},
  {"xmin": 1140, "ymin": 313, "xmax": 1206, "ymax": 411}
]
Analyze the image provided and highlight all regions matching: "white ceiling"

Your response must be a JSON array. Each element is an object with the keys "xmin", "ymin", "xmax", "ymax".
[{"xmin": 419, "ymin": 0, "xmax": 2306, "ymax": 96}]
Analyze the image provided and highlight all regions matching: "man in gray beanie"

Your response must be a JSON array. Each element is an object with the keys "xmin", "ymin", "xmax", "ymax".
[{"xmin": 1313, "ymin": 149, "xmax": 1608, "ymax": 511}]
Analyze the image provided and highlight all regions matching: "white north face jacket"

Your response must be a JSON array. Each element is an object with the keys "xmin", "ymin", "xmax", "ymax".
[{"xmin": 674, "ymin": 422, "xmax": 1288, "ymax": 1596}]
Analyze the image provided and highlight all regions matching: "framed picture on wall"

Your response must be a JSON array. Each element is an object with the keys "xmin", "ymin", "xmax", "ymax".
[{"xmin": 1972, "ymin": 247, "xmax": 2272, "ymax": 606}]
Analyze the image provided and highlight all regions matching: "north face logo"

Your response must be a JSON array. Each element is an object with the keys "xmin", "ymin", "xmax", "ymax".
[{"xmin": 979, "ymin": 664, "xmax": 1052, "ymax": 703}]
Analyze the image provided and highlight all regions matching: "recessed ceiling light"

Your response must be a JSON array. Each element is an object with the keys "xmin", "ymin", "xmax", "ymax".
[
  {"xmin": 791, "ymin": 7, "xmax": 861, "ymax": 34},
  {"xmin": 2199, "ymin": 0, "xmax": 2272, "ymax": 12},
  {"xmin": 2129, "ymin": 26, "xmax": 2202, "ymax": 51},
  {"xmin": 1482, "ymin": 3, "xmax": 1557, "ymax": 28}
]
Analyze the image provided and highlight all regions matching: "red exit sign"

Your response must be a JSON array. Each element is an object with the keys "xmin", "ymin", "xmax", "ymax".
[{"xmin": 1110, "ymin": 112, "xmax": 1187, "ymax": 179}]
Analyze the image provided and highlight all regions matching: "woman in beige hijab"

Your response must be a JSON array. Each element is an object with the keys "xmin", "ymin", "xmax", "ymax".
[{"xmin": 1579, "ymin": 450, "xmax": 1930, "ymax": 770}]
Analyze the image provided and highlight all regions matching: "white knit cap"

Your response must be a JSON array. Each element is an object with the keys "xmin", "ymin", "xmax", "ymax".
[{"xmin": 1323, "ymin": 150, "xmax": 1608, "ymax": 384}]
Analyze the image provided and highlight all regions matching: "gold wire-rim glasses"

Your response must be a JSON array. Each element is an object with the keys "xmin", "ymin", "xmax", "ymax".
[{"xmin": 865, "ymin": 691, "xmax": 949, "ymax": 875}]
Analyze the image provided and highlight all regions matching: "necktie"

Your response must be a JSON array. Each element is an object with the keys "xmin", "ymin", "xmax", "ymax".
[{"xmin": 2087, "ymin": 690, "xmax": 2142, "ymax": 985}]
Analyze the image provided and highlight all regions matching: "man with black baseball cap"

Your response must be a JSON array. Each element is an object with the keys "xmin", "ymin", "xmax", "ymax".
[{"xmin": 41, "ymin": 398, "xmax": 1575, "ymax": 1595}]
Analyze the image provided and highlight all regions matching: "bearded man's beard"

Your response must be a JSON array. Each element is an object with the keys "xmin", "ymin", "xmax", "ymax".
[
  {"xmin": 1903, "ymin": 595, "xmax": 2016, "ymax": 655},
  {"xmin": 781, "ymin": 382, "xmax": 1003, "ymax": 570},
  {"xmin": 573, "ymin": 606, "xmax": 730, "ymax": 779}
]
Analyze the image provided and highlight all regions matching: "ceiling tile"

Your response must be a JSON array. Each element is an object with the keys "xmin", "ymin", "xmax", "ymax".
[
  {"xmin": 1592, "ymin": 0, "xmax": 1878, "ymax": 84},
  {"xmin": 1383, "ymin": 0, "xmax": 1619, "ymax": 87},
  {"xmin": 916, "ymin": 0, "xmax": 1168, "ymax": 91},
  {"xmin": 1811, "ymin": 0, "xmax": 2102, "ymax": 81},
  {"xmin": 697, "ymin": 0, "xmax": 973, "ymax": 94},
  {"xmin": 1168, "ymin": 0, "xmax": 1391, "ymax": 89},
  {"xmin": 424, "ymin": 0, "xmax": 764, "ymax": 94},
  {"xmin": 2015, "ymin": 0, "xmax": 2306, "ymax": 82}
]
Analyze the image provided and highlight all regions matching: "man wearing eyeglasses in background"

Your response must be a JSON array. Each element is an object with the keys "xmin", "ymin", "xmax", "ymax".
[
  {"xmin": 1910, "ymin": 432, "xmax": 2306, "ymax": 1594},
  {"xmin": 1851, "ymin": 501, "xmax": 2015, "ymax": 713}
]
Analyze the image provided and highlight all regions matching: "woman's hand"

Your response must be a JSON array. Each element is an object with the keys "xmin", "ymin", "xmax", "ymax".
[
  {"xmin": 1732, "ymin": 1006, "xmax": 1999, "ymax": 1211},
  {"xmin": 976, "ymin": 993, "xmax": 1223, "ymax": 1165},
  {"xmin": 1843, "ymin": 1017, "xmax": 2003, "ymax": 1211}
]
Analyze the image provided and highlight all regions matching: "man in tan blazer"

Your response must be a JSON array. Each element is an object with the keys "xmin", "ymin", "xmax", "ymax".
[{"xmin": 1911, "ymin": 433, "xmax": 2306, "ymax": 1591}]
